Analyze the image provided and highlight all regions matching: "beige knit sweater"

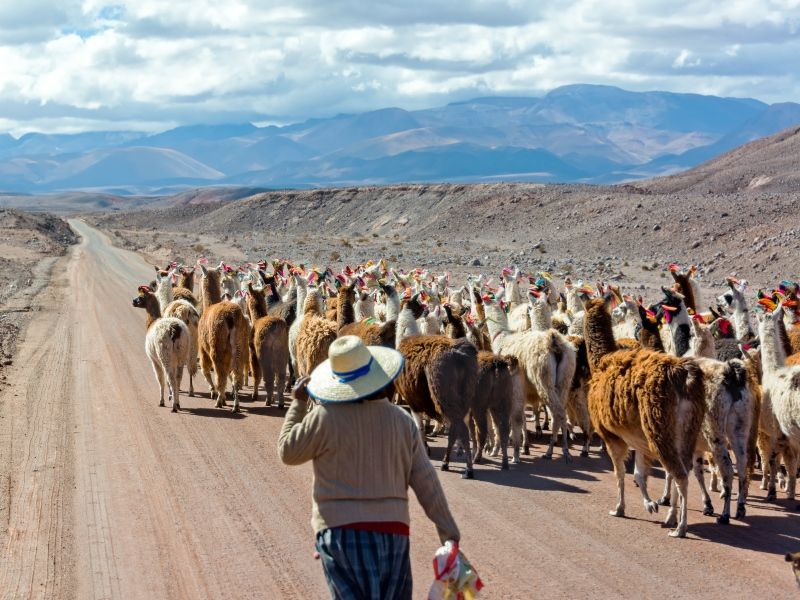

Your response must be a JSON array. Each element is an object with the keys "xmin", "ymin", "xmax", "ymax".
[{"xmin": 278, "ymin": 397, "xmax": 460, "ymax": 544}]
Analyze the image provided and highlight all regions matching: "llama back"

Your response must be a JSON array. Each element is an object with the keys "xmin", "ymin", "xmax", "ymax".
[{"xmin": 638, "ymin": 354, "xmax": 705, "ymax": 477}]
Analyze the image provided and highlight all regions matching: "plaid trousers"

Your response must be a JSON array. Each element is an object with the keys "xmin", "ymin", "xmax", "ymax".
[{"xmin": 315, "ymin": 528, "xmax": 412, "ymax": 600}]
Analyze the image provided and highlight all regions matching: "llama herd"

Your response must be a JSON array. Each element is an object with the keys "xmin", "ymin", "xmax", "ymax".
[{"xmin": 130, "ymin": 259, "xmax": 800, "ymax": 538}]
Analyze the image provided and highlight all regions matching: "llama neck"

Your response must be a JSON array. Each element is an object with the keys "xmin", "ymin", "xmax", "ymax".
[
  {"xmin": 445, "ymin": 315, "xmax": 467, "ymax": 339},
  {"xmin": 337, "ymin": 292, "xmax": 355, "ymax": 329},
  {"xmin": 484, "ymin": 305, "xmax": 510, "ymax": 352},
  {"xmin": 384, "ymin": 291, "xmax": 400, "ymax": 322},
  {"xmin": 179, "ymin": 272, "xmax": 194, "ymax": 291},
  {"xmin": 506, "ymin": 279, "xmax": 523, "ymax": 307},
  {"xmin": 144, "ymin": 298, "xmax": 161, "ymax": 330},
  {"xmin": 395, "ymin": 306, "xmax": 421, "ymax": 348},
  {"xmin": 583, "ymin": 306, "xmax": 618, "ymax": 371},
  {"xmin": 666, "ymin": 310, "xmax": 691, "ymax": 357},
  {"xmin": 249, "ymin": 294, "xmax": 268, "ymax": 321},
  {"xmin": 303, "ymin": 291, "xmax": 322, "ymax": 317},
  {"xmin": 732, "ymin": 306, "xmax": 753, "ymax": 340},
  {"xmin": 202, "ymin": 274, "xmax": 222, "ymax": 306},
  {"xmin": 565, "ymin": 289, "xmax": 581, "ymax": 315},
  {"xmin": 156, "ymin": 282, "xmax": 173, "ymax": 314},
  {"xmin": 776, "ymin": 310, "xmax": 794, "ymax": 357},
  {"xmin": 686, "ymin": 329, "xmax": 716, "ymax": 359},
  {"xmin": 759, "ymin": 318, "xmax": 787, "ymax": 374},
  {"xmin": 529, "ymin": 302, "xmax": 552, "ymax": 331},
  {"xmin": 295, "ymin": 282, "xmax": 308, "ymax": 313}
]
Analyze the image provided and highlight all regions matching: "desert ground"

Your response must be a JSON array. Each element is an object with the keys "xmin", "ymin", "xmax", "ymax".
[{"xmin": 0, "ymin": 211, "xmax": 797, "ymax": 598}]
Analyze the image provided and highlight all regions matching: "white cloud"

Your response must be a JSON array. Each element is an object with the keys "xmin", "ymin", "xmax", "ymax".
[{"xmin": 0, "ymin": 0, "xmax": 798, "ymax": 134}]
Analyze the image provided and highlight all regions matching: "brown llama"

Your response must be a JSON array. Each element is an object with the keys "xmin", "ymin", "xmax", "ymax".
[
  {"xmin": 444, "ymin": 305, "xmax": 520, "ymax": 468},
  {"xmin": 339, "ymin": 283, "xmax": 404, "ymax": 348},
  {"xmin": 246, "ymin": 284, "xmax": 290, "ymax": 407},
  {"xmin": 198, "ymin": 265, "xmax": 250, "ymax": 412},
  {"xmin": 395, "ymin": 335, "xmax": 479, "ymax": 478},
  {"xmin": 584, "ymin": 296, "xmax": 706, "ymax": 538},
  {"xmin": 295, "ymin": 288, "xmax": 338, "ymax": 377}
]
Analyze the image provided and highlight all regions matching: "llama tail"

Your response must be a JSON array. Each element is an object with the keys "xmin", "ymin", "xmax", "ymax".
[{"xmin": 722, "ymin": 359, "xmax": 748, "ymax": 403}]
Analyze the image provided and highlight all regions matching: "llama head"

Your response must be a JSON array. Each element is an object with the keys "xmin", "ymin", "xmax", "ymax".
[
  {"xmin": 687, "ymin": 315, "xmax": 715, "ymax": 358},
  {"xmin": 717, "ymin": 277, "xmax": 747, "ymax": 315},
  {"xmin": 401, "ymin": 294, "xmax": 425, "ymax": 319},
  {"xmin": 132, "ymin": 285, "xmax": 154, "ymax": 308}
]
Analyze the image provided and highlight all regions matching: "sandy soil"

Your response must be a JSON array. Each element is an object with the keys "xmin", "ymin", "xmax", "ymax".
[{"xmin": 0, "ymin": 220, "xmax": 797, "ymax": 599}]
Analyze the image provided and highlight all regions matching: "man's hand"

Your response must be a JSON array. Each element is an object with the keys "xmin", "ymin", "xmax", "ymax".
[{"xmin": 292, "ymin": 376, "xmax": 312, "ymax": 404}]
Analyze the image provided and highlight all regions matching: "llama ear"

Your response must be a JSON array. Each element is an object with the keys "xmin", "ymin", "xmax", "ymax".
[{"xmin": 200, "ymin": 264, "xmax": 208, "ymax": 276}]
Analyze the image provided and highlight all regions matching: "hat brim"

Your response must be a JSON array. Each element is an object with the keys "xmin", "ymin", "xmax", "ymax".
[{"xmin": 306, "ymin": 346, "xmax": 405, "ymax": 404}]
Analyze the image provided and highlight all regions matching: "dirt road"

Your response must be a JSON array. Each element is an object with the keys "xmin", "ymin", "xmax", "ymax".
[{"xmin": 1, "ymin": 220, "xmax": 797, "ymax": 599}]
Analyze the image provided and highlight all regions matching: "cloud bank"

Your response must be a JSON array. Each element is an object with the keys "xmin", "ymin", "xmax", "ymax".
[{"xmin": 1, "ymin": 0, "xmax": 799, "ymax": 134}]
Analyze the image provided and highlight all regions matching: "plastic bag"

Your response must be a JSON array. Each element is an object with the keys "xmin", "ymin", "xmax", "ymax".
[{"xmin": 428, "ymin": 541, "xmax": 484, "ymax": 600}]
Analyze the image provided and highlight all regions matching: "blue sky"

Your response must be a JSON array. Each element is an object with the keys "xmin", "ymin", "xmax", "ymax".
[{"xmin": 1, "ymin": 0, "xmax": 799, "ymax": 135}]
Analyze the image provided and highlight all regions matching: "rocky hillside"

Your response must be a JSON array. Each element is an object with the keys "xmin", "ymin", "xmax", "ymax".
[{"xmin": 0, "ymin": 210, "xmax": 77, "ymax": 375}]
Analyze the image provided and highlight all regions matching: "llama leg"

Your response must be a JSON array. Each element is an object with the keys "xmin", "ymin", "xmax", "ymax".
[
  {"xmin": 634, "ymin": 453, "xmax": 658, "ymax": 514},
  {"xmin": 669, "ymin": 475, "xmax": 690, "ymax": 538},
  {"xmin": 784, "ymin": 446, "xmax": 799, "ymax": 504},
  {"xmin": 214, "ymin": 363, "xmax": 228, "ymax": 408},
  {"xmin": 264, "ymin": 364, "xmax": 275, "ymax": 407},
  {"xmin": 250, "ymin": 349, "xmax": 261, "ymax": 404},
  {"xmin": 712, "ymin": 445, "xmax": 735, "ymax": 524},
  {"xmin": 558, "ymin": 412, "xmax": 572, "ymax": 463},
  {"xmin": 658, "ymin": 466, "xmax": 672, "ymax": 506},
  {"xmin": 459, "ymin": 417, "xmax": 474, "ymax": 479},
  {"xmin": 766, "ymin": 449, "xmax": 778, "ymax": 501},
  {"xmin": 662, "ymin": 477, "xmax": 679, "ymax": 529},
  {"xmin": 490, "ymin": 407, "xmax": 510, "ymax": 470},
  {"xmin": 276, "ymin": 366, "xmax": 286, "ymax": 409},
  {"xmin": 731, "ymin": 437, "xmax": 749, "ymax": 519},
  {"xmin": 509, "ymin": 407, "xmax": 523, "ymax": 464},
  {"xmin": 605, "ymin": 436, "xmax": 628, "ymax": 517},
  {"xmin": 412, "ymin": 412, "xmax": 430, "ymax": 457},
  {"xmin": 149, "ymin": 357, "xmax": 166, "ymax": 407},
  {"xmin": 169, "ymin": 366, "xmax": 181, "ymax": 412},
  {"xmin": 693, "ymin": 455, "xmax": 716, "ymax": 519},
  {"xmin": 200, "ymin": 350, "xmax": 215, "ymax": 400},
  {"xmin": 188, "ymin": 364, "xmax": 195, "ymax": 397},
  {"xmin": 708, "ymin": 455, "xmax": 720, "ymax": 493},
  {"xmin": 472, "ymin": 411, "xmax": 487, "ymax": 465},
  {"xmin": 442, "ymin": 423, "xmax": 455, "ymax": 472}
]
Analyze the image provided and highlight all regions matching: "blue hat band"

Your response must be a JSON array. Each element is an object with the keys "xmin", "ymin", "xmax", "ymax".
[{"xmin": 332, "ymin": 357, "xmax": 374, "ymax": 383}]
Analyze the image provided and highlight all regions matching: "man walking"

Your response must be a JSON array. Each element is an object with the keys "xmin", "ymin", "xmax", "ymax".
[{"xmin": 278, "ymin": 335, "xmax": 461, "ymax": 600}]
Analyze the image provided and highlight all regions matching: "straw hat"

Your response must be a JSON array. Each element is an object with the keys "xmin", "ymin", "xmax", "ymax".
[{"xmin": 306, "ymin": 335, "xmax": 404, "ymax": 404}]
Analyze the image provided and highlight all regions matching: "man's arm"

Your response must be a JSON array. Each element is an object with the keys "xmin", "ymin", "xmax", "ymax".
[
  {"xmin": 408, "ymin": 426, "xmax": 461, "ymax": 544},
  {"xmin": 277, "ymin": 379, "xmax": 323, "ymax": 465}
]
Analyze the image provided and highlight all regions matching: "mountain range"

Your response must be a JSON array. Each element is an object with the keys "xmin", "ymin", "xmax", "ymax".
[{"xmin": 2, "ymin": 84, "xmax": 799, "ymax": 194}]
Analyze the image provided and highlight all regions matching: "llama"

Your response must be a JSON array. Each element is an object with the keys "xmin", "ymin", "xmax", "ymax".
[
  {"xmin": 484, "ymin": 298, "xmax": 577, "ymax": 462},
  {"xmin": 659, "ymin": 287, "xmax": 692, "ymax": 356},
  {"xmin": 583, "ymin": 296, "xmax": 706, "ymax": 538},
  {"xmin": 335, "ymin": 282, "xmax": 357, "ymax": 331},
  {"xmin": 354, "ymin": 288, "xmax": 376, "ymax": 322},
  {"xmin": 637, "ymin": 302, "xmax": 665, "ymax": 352},
  {"xmin": 163, "ymin": 299, "xmax": 200, "ymax": 397},
  {"xmin": 395, "ymin": 335, "xmax": 479, "ymax": 478},
  {"xmin": 444, "ymin": 306, "xmax": 521, "ymax": 468},
  {"xmin": 338, "ymin": 283, "xmax": 403, "ymax": 348},
  {"xmin": 716, "ymin": 277, "xmax": 755, "ymax": 341},
  {"xmin": 154, "ymin": 268, "xmax": 176, "ymax": 313},
  {"xmin": 198, "ymin": 265, "xmax": 250, "ymax": 412},
  {"xmin": 668, "ymin": 264, "xmax": 702, "ymax": 313},
  {"xmin": 295, "ymin": 288, "xmax": 338, "ymax": 377},
  {"xmin": 565, "ymin": 335, "xmax": 594, "ymax": 457},
  {"xmin": 288, "ymin": 271, "xmax": 310, "ymax": 384},
  {"xmin": 395, "ymin": 293, "xmax": 424, "ymax": 348},
  {"xmin": 132, "ymin": 286, "xmax": 190, "ymax": 412},
  {"xmin": 610, "ymin": 287, "xmax": 642, "ymax": 341},
  {"xmin": 757, "ymin": 306, "xmax": 800, "ymax": 501},
  {"xmin": 246, "ymin": 284, "xmax": 290, "ymax": 407}
]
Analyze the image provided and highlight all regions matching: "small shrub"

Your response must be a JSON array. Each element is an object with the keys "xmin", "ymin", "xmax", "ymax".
[{"xmin": 330, "ymin": 250, "xmax": 341, "ymax": 261}]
